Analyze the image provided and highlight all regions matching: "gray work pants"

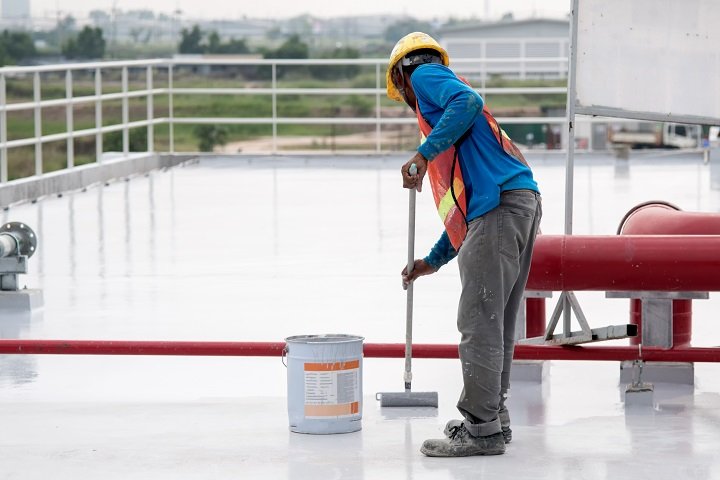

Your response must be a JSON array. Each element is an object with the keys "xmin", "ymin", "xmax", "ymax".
[{"xmin": 456, "ymin": 189, "xmax": 542, "ymax": 437}]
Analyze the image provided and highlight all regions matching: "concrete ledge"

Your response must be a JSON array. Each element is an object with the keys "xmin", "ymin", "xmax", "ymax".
[
  {"xmin": 624, "ymin": 382, "xmax": 654, "ymax": 408},
  {"xmin": 511, "ymin": 360, "xmax": 550, "ymax": 383},
  {"xmin": 620, "ymin": 360, "xmax": 695, "ymax": 385},
  {"xmin": 0, "ymin": 289, "xmax": 43, "ymax": 312},
  {"xmin": 0, "ymin": 154, "xmax": 198, "ymax": 208}
]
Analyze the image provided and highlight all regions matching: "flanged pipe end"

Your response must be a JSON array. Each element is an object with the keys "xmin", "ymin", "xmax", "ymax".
[{"xmin": 1, "ymin": 222, "xmax": 38, "ymax": 257}]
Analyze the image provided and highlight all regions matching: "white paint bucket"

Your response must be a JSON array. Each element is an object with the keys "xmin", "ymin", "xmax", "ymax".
[{"xmin": 284, "ymin": 334, "xmax": 364, "ymax": 434}]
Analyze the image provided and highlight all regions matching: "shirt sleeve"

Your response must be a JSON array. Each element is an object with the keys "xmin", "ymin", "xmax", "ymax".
[
  {"xmin": 423, "ymin": 230, "xmax": 458, "ymax": 270},
  {"xmin": 412, "ymin": 65, "xmax": 484, "ymax": 161}
]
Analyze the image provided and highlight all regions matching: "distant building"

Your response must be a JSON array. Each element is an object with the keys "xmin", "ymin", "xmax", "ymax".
[
  {"xmin": 438, "ymin": 18, "xmax": 569, "ymax": 80},
  {"xmin": 1, "ymin": 0, "xmax": 29, "ymax": 19}
]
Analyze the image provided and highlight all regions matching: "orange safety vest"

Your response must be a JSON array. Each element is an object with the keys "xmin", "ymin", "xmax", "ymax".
[{"xmin": 416, "ymin": 96, "xmax": 528, "ymax": 251}]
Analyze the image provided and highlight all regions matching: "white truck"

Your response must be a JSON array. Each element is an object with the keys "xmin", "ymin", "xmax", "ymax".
[{"xmin": 608, "ymin": 122, "xmax": 700, "ymax": 149}]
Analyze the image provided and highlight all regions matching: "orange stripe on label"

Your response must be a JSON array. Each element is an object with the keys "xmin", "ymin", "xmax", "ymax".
[
  {"xmin": 304, "ymin": 360, "xmax": 360, "ymax": 371},
  {"xmin": 305, "ymin": 402, "xmax": 360, "ymax": 417}
]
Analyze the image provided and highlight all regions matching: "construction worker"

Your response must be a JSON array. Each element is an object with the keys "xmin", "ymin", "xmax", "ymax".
[{"xmin": 388, "ymin": 32, "xmax": 542, "ymax": 457}]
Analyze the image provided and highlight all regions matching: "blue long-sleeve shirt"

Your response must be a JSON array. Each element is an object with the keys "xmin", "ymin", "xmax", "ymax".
[{"xmin": 411, "ymin": 63, "xmax": 539, "ymax": 270}]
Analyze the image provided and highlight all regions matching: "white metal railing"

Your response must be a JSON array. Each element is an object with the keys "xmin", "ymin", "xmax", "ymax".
[{"xmin": 0, "ymin": 56, "xmax": 576, "ymax": 183}]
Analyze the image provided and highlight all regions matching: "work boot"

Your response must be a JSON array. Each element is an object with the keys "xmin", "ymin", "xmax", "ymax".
[
  {"xmin": 444, "ymin": 419, "xmax": 512, "ymax": 444},
  {"xmin": 421, "ymin": 423, "xmax": 505, "ymax": 457}
]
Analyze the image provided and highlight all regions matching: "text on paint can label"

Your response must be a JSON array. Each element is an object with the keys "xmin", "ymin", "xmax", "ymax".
[{"xmin": 303, "ymin": 360, "xmax": 360, "ymax": 418}]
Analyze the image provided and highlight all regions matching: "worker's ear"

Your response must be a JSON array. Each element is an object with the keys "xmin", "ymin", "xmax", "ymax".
[{"xmin": 391, "ymin": 67, "xmax": 405, "ymax": 91}]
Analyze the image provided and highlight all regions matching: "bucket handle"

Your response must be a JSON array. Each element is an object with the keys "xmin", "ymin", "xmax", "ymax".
[{"xmin": 282, "ymin": 344, "xmax": 288, "ymax": 368}]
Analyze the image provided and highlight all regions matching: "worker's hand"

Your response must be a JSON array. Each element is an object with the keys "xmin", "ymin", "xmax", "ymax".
[
  {"xmin": 401, "ymin": 259, "xmax": 437, "ymax": 290},
  {"xmin": 401, "ymin": 153, "xmax": 428, "ymax": 192}
]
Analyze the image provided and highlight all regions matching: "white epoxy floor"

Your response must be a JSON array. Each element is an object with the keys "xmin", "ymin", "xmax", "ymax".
[{"xmin": 1, "ymin": 152, "xmax": 720, "ymax": 479}]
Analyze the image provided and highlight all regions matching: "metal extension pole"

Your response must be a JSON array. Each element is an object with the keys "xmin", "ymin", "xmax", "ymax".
[{"xmin": 404, "ymin": 176, "xmax": 416, "ymax": 391}]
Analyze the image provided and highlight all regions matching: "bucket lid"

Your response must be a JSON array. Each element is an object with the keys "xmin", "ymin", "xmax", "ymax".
[{"xmin": 285, "ymin": 334, "xmax": 364, "ymax": 344}]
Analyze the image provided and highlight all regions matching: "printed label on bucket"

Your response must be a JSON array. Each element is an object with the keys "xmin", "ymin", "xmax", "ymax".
[{"xmin": 303, "ymin": 360, "xmax": 360, "ymax": 418}]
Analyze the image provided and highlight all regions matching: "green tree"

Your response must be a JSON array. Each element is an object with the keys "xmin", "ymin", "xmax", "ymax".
[
  {"xmin": 179, "ymin": 25, "xmax": 204, "ymax": 54},
  {"xmin": 309, "ymin": 46, "xmax": 360, "ymax": 80},
  {"xmin": 216, "ymin": 37, "xmax": 249, "ymax": 54},
  {"xmin": 207, "ymin": 31, "xmax": 221, "ymax": 53},
  {"xmin": 0, "ymin": 42, "xmax": 9, "ymax": 66},
  {"xmin": 104, "ymin": 129, "xmax": 148, "ymax": 152},
  {"xmin": 63, "ymin": 26, "xmax": 105, "ymax": 59},
  {"xmin": 193, "ymin": 125, "xmax": 228, "ymax": 152},
  {"xmin": 178, "ymin": 25, "xmax": 250, "ymax": 55},
  {"xmin": 267, "ymin": 34, "xmax": 308, "ymax": 59},
  {"xmin": 0, "ymin": 30, "xmax": 37, "ymax": 66}
]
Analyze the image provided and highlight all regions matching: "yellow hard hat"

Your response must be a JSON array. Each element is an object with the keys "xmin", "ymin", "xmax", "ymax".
[{"xmin": 386, "ymin": 32, "xmax": 450, "ymax": 102}]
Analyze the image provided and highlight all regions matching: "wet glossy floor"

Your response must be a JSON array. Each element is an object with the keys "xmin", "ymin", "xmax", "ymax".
[{"xmin": 1, "ymin": 152, "xmax": 720, "ymax": 479}]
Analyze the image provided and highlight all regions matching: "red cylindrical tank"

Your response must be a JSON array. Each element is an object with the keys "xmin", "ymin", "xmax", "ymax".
[{"xmin": 619, "ymin": 201, "xmax": 720, "ymax": 348}]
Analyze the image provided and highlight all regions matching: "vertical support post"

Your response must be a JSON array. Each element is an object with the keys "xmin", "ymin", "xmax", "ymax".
[
  {"xmin": 168, "ymin": 64, "xmax": 174, "ymax": 154},
  {"xmin": 122, "ymin": 66, "xmax": 129, "ymax": 157},
  {"xmin": 271, "ymin": 63, "xmax": 277, "ymax": 154},
  {"xmin": 33, "ymin": 72, "xmax": 43, "ymax": 175},
  {"xmin": 65, "ymin": 70, "xmax": 74, "ymax": 169},
  {"xmin": 146, "ymin": 65, "xmax": 154, "ymax": 153},
  {"xmin": 375, "ymin": 62, "xmax": 381, "ymax": 153},
  {"xmin": 641, "ymin": 299, "xmax": 673, "ymax": 349},
  {"xmin": 0, "ymin": 74, "xmax": 7, "ymax": 183},
  {"xmin": 562, "ymin": 0, "xmax": 581, "ymax": 331},
  {"xmin": 95, "ymin": 68, "xmax": 103, "ymax": 163},
  {"xmin": 525, "ymin": 297, "xmax": 547, "ymax": 338},
  {"xmin": 519, "ymin": 40, "xmax": 527, "ymax": 80},
  {"xmin": 565, "ymin": 0, "xmax": 580, "ymax": 236}
]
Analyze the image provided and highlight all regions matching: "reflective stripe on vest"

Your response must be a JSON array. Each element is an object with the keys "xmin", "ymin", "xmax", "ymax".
[{"xmin": 416, "ymin": 109, "xmax": 468, "ymax": 251}]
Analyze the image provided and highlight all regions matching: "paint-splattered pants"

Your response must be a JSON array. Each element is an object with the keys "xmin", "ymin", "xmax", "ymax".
[{"xmin": 456, "ymin": 189, "xmax": 542, "ymax": 437}]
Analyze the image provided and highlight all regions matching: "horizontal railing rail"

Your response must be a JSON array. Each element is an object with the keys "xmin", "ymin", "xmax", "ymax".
[{"xmin": 0, "ymin": 55, "xmax": 629, "ymax": 185}]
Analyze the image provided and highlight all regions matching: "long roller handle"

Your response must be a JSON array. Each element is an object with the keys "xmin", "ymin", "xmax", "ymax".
[{"xmin": 404, "ymin": 163, "xmax": 417, "ymax": 392}]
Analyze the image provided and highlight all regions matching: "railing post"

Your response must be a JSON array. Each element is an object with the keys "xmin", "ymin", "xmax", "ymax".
[
  {"xmin": 0, "ymin": 74, "xmax": 7, "ymax": 183},
  {"xmin": 65, "ymin": 70, "xmax": 74, "ymax": 168},
  {"xmin": 95, "ymin": 68, "xmax": 103, "ymax": 163},
  {"xmin": 33, "ymin": 72, "xmax": 42, "ymax": 175},
  {"xmin": 168, "ymin": 64, "xmax": 174, "ymax": 154},
  {"xmin": 146, "ymin": 65, "xmax": 154, "ymax": 153},
  {"xmin": 122, "ymin": 66, "xmax": 129, "ymax": 157},
  {"xmin": 271, "ymin": 62, "xmax": 277, "ymax": 154},
  {"xmin": 375, "ymin": 62, "xmax": 381, "ymax": 153}
]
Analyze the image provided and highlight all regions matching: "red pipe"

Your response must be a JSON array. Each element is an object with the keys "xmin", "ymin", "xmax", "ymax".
[
  {"xmin": 527, "ymin": 235, "xmax": 720, "ymax": 291},
  {"xmin": 1, "ymin": 340, "xmax": 720, "ymax": 363},
  {"xmin": 617, "ymin": 201, "xmax": 720, "ymax": 235},
  {"xmin": 619, "ymin": 202, "xmax": 720, "ymax": 348},
  {"xmin": 0, "ymin": 340, "xmax": 287, "ymax": 357}
]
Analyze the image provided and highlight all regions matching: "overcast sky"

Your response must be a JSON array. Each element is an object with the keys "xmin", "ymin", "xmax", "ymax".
[{"xmin": 33, "ymin": 0, "xmax": 571, "ymax": 22}]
